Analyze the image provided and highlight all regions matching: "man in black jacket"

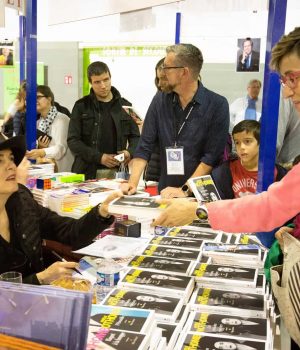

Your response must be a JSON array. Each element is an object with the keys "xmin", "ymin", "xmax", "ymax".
[{"xmin": 68, "ymin": 61, "xmax": 140, "ymax": 179}]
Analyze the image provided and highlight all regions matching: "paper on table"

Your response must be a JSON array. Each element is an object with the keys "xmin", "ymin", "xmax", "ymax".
[{"xmin": 73, "ymin": 235, "xmax": 149, "ymax": 258}]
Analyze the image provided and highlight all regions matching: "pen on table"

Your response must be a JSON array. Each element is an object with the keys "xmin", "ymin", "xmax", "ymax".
[{"xmin": 51, "ymin": 250, "xmax": 83, "ymax": 275}]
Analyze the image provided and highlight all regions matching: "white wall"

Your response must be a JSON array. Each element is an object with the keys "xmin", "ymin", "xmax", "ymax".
[{"xmin": 1, "ymin": 0, "xmax": 300, "ymax": 114}]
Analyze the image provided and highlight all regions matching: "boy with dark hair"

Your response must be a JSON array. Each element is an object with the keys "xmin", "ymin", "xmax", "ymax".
[{"xmin": 211, "ymin": 120, "xmax": 286, "ymax": 199}]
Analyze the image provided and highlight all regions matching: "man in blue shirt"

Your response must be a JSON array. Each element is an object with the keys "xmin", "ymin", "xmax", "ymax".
[{"xmin": 122, "ymin": 43, "xmax": 229, "ymax": 198}]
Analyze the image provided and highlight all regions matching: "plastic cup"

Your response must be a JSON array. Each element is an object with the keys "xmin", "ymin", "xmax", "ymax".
[{"xmin": 0, "ymin": 271, "xmax": 22, "ymax": 283}]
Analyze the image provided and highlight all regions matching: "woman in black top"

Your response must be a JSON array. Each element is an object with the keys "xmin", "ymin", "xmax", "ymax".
[{"xmin": 0, "ymin": 133, "xmax": 119, "ymax": 284}]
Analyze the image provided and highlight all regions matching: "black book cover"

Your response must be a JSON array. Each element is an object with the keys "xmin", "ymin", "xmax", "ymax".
[
  {"xmin": 189, "ymin": 219, "xmax": 211, "ymax": 228},
  {"xmin": 188, "ymin": 175, "xmax": 221, "ymax": 202},
  {"xmin": 120, "ymin": 269, "xmax": 192, "ymax": 292},
  {"xmin": 150, "ymin": 236, "xmax": 203, "ymax": 250},
  {"xmin": 179, "ymin": 334, "xmax": 266, "ymax": 350},
  {"xmin": 203, "ymin": 243, "xmax": 260, "ymax": 256},
  {"xmin": 103, "ymin": 289, "xmax": 181, "ymax": 317},
  {"xmin": 128, "ymin": 255, "xmax": 192, "ymax": 275},
  {"xmin": 192, "ymin": 263, "xmax": 257, "ymax": 286},
  {"xmin": 166, "ymin": 228, "xmax": 219, "ymax": 241},
  {"xmin": 157, "ymin": 323, "xmax": 177, "ymax": 344},
  {"xmin": 194, "ymin": 288, "xmax": 265, "ymax": 313},
  {"xmin": 188, "ymin": 312, "xmax": 267, "ymax": 340},
  {"xmin": 142, "ymin": 244, "xmax": 201, "ymax": 261}
]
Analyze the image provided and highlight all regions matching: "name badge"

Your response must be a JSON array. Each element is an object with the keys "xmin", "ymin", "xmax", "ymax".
[{"xmin": 166, "ymin": 147, "xmax": 184, "ymax": 175}]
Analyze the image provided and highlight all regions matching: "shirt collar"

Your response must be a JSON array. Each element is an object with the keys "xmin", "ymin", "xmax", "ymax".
[{"xmin": 172, "ymin": 81, "xmax": 204, "ymax": 106}]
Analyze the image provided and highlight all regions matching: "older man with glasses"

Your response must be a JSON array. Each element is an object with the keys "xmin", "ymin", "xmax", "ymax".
[{"xmin": 122, "ymin": 43, "xmax": 229, "ymax": 198}]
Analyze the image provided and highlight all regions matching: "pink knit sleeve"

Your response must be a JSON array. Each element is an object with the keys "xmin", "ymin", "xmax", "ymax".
[{"xmin": 206, "ymin": 163, "xmax": 300, "ymax": 233}]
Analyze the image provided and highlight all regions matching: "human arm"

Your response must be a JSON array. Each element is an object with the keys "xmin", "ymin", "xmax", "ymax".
[
  {"xmin": 207, "ymin": 163, "xmax": 300, "ymax": 232},
  {"xmin": 153, "ymin": 198, "xmax": 198, "ymax": 227},
  {"xmin": 121, "ymin": 157, "xmax": 147, "ymax": 195},
  {"xmin": 3, "ymin": 98, "xmax": 25, "ymax": 123},
  {"xmin": 37, "ymin": 191, "xmax": 121, "ymax": 249},
  {"xmin": 161, "ymin": 163, "xmax": 212, "ymax": 199}
]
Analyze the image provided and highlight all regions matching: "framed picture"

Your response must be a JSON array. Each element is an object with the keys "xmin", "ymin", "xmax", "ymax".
[
  {"xmin": 236, "ymin": 37, "xmax": 261, "ymax": 72},
  {"xmin": 0, "ymin": 40, "xmax": 14, "ymax": 66}
]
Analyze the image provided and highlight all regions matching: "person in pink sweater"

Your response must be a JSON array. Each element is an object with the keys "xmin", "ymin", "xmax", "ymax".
[{"xmin": 153, "ymin": 26, "xmax": 300, "ymax": 236}]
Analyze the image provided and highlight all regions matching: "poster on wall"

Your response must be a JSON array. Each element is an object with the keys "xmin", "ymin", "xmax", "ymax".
[
  {"xmin": 236, "ymin": 37, "xmax": 260, "ymax": 72},
  {"xmin": 0, "ymin": 40, "xmax": 14, "ymax": 66}
]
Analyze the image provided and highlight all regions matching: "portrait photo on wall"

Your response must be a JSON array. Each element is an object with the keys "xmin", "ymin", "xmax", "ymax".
[
  {"xmin": 236, "ymin": 37, "xmax": 261, "ymax": 72},
  {"xmin": 0, "ymin": 41, "xmax": 14, "ymax": 66}
]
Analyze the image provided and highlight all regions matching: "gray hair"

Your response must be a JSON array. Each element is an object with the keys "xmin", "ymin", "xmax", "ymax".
[
  {"xmin": 248, "ymin": 79, "xmax": 262, "ymax": 88},
  {"xmin": 166, "ymin": 43, "xmax": 203, "ymax": 80}
]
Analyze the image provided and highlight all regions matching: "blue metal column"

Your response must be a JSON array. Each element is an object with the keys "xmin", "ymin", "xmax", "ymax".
[
  {"xmin": 175, "ymin": 12, "xmax": 181, "ymax": 44},
  {"xmin": 19, "ymin": 15, "xmax": 26, "ymax": 83},
  {"xmin": 257, "ymin": 0, "xmax": 287, "ymax": 192},
  {"xmin": 255, "ymin": 0, "xmax": 287, "ymax": 247},
  {"xmin": 25, "ymin": 0, "xmax": 37, "ymax": 151}
]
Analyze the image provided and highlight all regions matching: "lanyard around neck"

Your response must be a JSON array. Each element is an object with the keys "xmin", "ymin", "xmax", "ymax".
[{"xmin": 173, "ymin": 101, "xmax": 195, "ymax": 147}]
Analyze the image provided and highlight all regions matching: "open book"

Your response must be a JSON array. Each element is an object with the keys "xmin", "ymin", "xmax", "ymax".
[{"xmin": 188, "ymin": 175, "xmax": 221, "ymax": 202}]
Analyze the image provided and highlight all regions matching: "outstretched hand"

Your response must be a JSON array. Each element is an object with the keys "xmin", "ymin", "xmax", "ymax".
[
  {"xmin": 99, "ymin": 190, "xmax": 123, "ymax": 218},
  {"xmin": 152, "ymin": 198, "xmax": 198, "ymax": 227}
]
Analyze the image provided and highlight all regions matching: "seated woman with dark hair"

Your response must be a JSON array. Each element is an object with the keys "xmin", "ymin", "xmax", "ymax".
[{"xmin": 0, "ymin": 133, "xmax": 120, "ymax": 284}]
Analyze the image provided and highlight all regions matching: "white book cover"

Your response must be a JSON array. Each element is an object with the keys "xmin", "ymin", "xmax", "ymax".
[
  {"xmin": 187, "ymin": 175, "xmax": 221, "ymax": 203},
  {"xmin": 73, "ymin": 235, "xmax": 149, "ymax": 258}
]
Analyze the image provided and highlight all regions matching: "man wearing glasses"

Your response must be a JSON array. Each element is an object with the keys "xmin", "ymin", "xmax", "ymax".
[
  {"xmin": 68, "ymin": 61, "xmax": 140, "ymax": 179},
  {"xmin": 122, "ymin": 43, "xmax": 229, "ymax": 198}
]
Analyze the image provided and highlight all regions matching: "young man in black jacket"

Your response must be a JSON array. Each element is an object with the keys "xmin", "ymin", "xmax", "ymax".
[{"xmin": 67, "ymin": 61, "xmax": 140, "ymax": 179}]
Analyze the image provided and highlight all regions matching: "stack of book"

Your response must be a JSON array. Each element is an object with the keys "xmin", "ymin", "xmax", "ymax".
[
  {"xmin": 201, "ymin": 242, "xmax": 265, "ymax": 269},
  {"xmin": 118, "ymin": 268, "xmax": 195, "ymax": 303},
  {"xmin": 176, "ymin": 333, "xmax": 269, "ymax": 350},
  {"xmin": 87, "ymin": 305, "xmax": 156, "ymax": 350},
  {"xmin": 0, "ymin": 281, "xmax": 92, "ymax": 350},
  {"xmin": 101, "ymin": 288, "xmax": 184, "ymax": 323},
  {"xmin": 108, "ymin": 196, "xmax": 165, "ymax": 220}
]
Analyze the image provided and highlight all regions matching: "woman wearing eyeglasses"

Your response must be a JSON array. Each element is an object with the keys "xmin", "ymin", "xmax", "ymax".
[{"xmin": 26, "ymin": 85, "xmax": 74, "ymax": 172}]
